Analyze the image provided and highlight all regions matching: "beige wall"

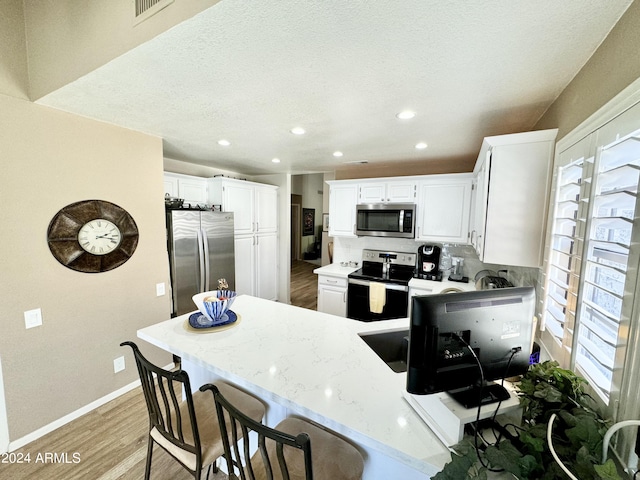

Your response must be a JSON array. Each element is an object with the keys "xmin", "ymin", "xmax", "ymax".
[
  {"xmin": 334, "ymin": 155, "xmax": 475, "ymax": 180},
  {"xmin": 164, "ymin": 157, "xmax": 241, "ymax": 179},
  {"xmin": 535, "ymin": 0, "xmax": 640, "ymax": 138},
  {"xmin": 0, "ymin": 93, "xmax": 172, "ymax": 440},
  {"xmin": 23, "ymin": 0, "xmax": 222, "ymax": 100},
  {"xmin": 0, "ymin": 0, "xmax": 29, "ymax": 99}
]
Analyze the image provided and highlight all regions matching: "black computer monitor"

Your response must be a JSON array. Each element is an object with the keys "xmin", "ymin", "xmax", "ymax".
[{"xmin": 406, "ymin": 287, "xmax": 535, "ymax": 408}]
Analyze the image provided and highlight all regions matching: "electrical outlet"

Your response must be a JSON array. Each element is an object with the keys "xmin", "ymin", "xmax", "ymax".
[
  {"xmin": 156, "ymin": 282, "xmax": 165, "ymax": 297},
  {"xmin": 24, "ymin": 308, "xmax": 43, "ymax": 329},
  {"xmin": 113, "ymin": 356, "xmax": 125, "ymax": 373}
]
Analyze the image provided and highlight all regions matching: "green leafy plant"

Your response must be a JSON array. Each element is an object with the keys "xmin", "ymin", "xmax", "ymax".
[{"xmin": 433, "ymin": 361, "xmax": 621, "ymax": 480}]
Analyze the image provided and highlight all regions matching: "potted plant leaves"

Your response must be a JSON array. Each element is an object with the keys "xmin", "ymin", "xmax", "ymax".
[{"xmin": 433, "ymin": 360, "xmax": 622, "ymax": 479}]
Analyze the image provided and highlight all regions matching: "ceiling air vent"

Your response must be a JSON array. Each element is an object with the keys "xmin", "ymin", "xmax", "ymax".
[{"xmin": 134, "ymin": 0, "xmax": 174, "ymax": 25}]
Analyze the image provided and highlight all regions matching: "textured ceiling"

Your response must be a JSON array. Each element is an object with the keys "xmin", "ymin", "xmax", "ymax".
[{"xmin": 37, "ymin": 0, "xmax": 633, "ymax": 176}]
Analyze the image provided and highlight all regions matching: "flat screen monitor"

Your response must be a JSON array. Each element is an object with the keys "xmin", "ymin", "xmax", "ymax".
[{"xmin": 407, "ymin": 287, "xmax": 535, "ymax": 408}]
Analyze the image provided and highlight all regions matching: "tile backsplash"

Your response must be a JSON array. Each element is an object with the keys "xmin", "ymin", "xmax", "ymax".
[{"xmin": 332, "ymin": 236, "xmax": 540, "ymax": 288}]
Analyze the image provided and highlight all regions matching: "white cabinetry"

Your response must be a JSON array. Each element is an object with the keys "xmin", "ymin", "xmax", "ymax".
[
  {"xmin": 208, "ymin": 178, "xmax": 277, "ymax": 235},
  {"xmin": 317, "ymin": 275, "xmax": 348, "ymax": 317},
  {"xmin": 327, "ymin": 181, "xmax": 358, "ymax": 237},
  {"xmin": 208, "ymin": 177, "xmax": 279, "ymax": 300},
  {"xmin": 164, "ymin": 172, "xmax": 208, "ymax": 205},
  {"xmin": 359, "ymin": 180, "xmax": 416, "ymax": 203},
  {"xmin": 471, "ymin": 129, "xmax": 557, "ymax": 267},
  {"xmin": 415, "ymin": 174, "xmax": 472, "ymax": 243}
]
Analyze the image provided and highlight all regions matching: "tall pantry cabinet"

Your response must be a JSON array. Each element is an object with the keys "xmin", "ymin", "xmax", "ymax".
[{"xmin": 208, "ymin": 177, "xmax": 279, "ymax": 301}]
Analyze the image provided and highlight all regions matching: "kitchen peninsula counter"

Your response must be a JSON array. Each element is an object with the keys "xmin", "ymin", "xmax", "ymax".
[{"xmin": 138, "ymin": 295, "xmax": 451, "ymax": 478}]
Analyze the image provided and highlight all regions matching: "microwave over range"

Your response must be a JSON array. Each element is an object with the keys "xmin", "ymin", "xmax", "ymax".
[{"xmin": 355, "ymin": 203, "xmax": 416, "ymax": 238}]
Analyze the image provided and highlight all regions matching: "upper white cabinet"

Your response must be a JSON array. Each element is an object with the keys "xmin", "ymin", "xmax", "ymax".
[
  {"xmin": 208, "ymin": 177, "xmax": 279, "ymax": 300},
  {"xmin": 471, "ymin": 129, "xmax": 558, "ymax": 267},
  {"xmin": 415, "ymin": 174, "xmax": 473, "ymax": 243},
  {"xmin": 359, "ymin": 180, "xmax": 416, "ymax": 203},
  {"xmin": 164, "ymin": 172, "xmax": 208, "ymax": 206},
  {"xmin": 208, "ymin": 177, "xmax": 278, "ymax": 235},
  {"xmin": 327, "ymin": 181, "xmax": 358, "ymax": 237}
]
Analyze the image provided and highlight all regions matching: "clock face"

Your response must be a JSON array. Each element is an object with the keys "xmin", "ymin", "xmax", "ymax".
[
  {"xmin": 78, "ymin": 219, "xmax": 122, "ymax": 255},
  {"xmin": 47, "ymin": 200, "xmax": 139, "ymax": 273}
]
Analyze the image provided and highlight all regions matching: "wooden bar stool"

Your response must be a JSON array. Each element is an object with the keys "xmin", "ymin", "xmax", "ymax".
[{"xmin": 200, "ymin": 383, "xmax": 364, "ymax": 480}]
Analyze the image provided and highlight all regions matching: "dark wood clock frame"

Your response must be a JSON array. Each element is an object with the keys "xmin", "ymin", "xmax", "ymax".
[{"xmin": 47, "ymin": 199, "xmax": 139, "ymax": 273}]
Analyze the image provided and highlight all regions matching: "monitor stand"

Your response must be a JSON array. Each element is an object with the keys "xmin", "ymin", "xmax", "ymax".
[
  {"xmin": 402, "ymin": 383, "xmax": 521, "ymax": 447},
  {"xmin": 447, "ymin": 382, "xmax": 511, "ymax": 409}
]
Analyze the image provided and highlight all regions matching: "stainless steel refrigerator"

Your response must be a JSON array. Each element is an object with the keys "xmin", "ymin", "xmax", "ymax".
[{"xmin": 166, "ymin": 210, "xmax": 235, "ymax": 317}]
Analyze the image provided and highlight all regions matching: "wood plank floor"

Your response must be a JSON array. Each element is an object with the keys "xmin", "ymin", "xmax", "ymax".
[
  {"xmin": 290, "ymin": 259, "xmax": 319, "ymax": 310},
  {"xmin": 0, "ymin": 261, "xmax": 319, "ymax": 479},
  {"xmin": 0, "ymin": 385, "xmax": 228, "ymax": 480}
]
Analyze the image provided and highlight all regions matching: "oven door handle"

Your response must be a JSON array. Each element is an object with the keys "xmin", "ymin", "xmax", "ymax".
[{"xmin": 348, "ymin": 278, "xmax": 409, "ymax": 292}]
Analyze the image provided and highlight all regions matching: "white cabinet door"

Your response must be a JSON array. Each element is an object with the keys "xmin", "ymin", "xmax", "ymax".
[
  {"xmin": 317, "ymin": 275, "xmax": 347, "ymax": 317},
  {"xmin": 234, "ymin": 235, "xmax": 256, "ymax": 296},
  {"xmin": 178, "ymin": 177, "xmax": 208, "ymax": 205},
  {"xmin": 318, "ymin": 285, "xmax": 347, "ymax": 317},
  {"xmin": 256, "ymin": 233, "xmax": 278, "ymax": 300},
  {"xmin": 473, "ymin": 129, "xmax": 557, "ymax": 267},
  {"xmin": 328, "ymin": 183, "xmax": 358, "ymax": 237},
  {"xmin": 224, "ymin": 182, "xmax": 255, "ymax": 235},
  {"xmin": 471, "ymin": 154, "xmax": 490, "ymax": 258},
  {"xmin": 164, "ymin": 175, "xmax": 179, "ymax": 198},
  {"xmin": 416, "ymin": 175, "xmax": 472, "ymax": 243},
  {"xmin": 255, "ymin": 186, "xmax": 278, "ymax": 233},
  {"xmin": 358, "ymin": 181, "xmax": 416, "ymax": 203},
  {"xmin": 386, "ymin": 181, "xmax": 416, "ymax": 202},
  {"xmin": 359, "ymin": 183, "xmax": 386, "ymax": 203}
]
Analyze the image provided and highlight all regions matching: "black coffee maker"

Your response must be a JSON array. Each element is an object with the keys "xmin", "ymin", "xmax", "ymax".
[{"xmin": 416, "ymin": 244, "xmax": 443, "ymax": 281}]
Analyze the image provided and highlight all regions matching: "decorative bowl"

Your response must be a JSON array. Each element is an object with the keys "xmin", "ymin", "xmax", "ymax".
[{"xmin": 192, "ymin": 290, "xmax": 237, "ymax": 325}]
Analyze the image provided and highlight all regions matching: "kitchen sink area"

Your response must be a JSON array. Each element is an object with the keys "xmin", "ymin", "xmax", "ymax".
[{"xmin": 359, "ymin": 329, "xmax": 410, "ymax": 373}]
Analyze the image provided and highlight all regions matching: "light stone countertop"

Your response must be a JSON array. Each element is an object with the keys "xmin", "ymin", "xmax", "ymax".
[
  {"xmin": 138, "ymin": 294, "xmax": 452, "ymax": 477},
  {"xmin": 313, "ymin": 263, "xmax": 359, "ymax": 277}
]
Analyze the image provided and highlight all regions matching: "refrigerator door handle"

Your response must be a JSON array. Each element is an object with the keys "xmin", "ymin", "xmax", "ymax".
[
  {"xmin": 201, "ymin": 228, "xmax": 211, "ymax": 291},
  {"xmin": 197, "ymin": 228, "xmax": 206, "ymax": 292}
]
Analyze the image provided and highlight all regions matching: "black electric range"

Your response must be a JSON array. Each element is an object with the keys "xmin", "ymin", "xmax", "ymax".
[{"xmin": 347, "ymin": 249, "xmax": 417, "ymax": 321}]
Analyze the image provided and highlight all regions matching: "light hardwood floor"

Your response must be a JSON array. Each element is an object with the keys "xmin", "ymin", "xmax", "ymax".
[
  {"xmin": 290, "ymin": 259, "xmax": 319, "ymax": 310},
  {"xmin": 0, "ymin": 262, "xmax": 319, "ymax": 479},
  {"xmin": 0, "ymin": 385, "xmax": 229, "ymax": 480}
]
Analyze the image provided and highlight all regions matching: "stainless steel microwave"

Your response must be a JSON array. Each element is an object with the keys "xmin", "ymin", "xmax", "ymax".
[{"xmin": 355, "ymin": 203, "xmax": 416, "ymax": 238}]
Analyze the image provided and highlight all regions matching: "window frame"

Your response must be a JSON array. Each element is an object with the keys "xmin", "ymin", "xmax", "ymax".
[{"xmin": 539, "ymin": 77, "xmax": 640, "ymax": 466}]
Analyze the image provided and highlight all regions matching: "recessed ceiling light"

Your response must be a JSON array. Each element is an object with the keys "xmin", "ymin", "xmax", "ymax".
[
  {"xmin": 333, "ymin": 151, "xmax": 343, "ymax": 157},
  {"xmin": 415, "ymin": 142, "xmax": 428, "ymax": 150},
  {"xmin": 396, "ymin": 110, "xmax": 416, "ymax": 120},
  {"xmin": 290, "ymin": 127, "xmax": 306, "ymax": 135},
  {"xmin": 272, "ymin": 158, "xmax": 281, "ymax": 163},
  {"xmin": 217, "ymin": 139, "xmax": 231, "ymax": 146}
]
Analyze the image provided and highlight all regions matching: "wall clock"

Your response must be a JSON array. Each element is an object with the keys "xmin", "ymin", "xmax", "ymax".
[{"xmin": 47, "ymin": 200, "xmax": 139, "ymax": 273}]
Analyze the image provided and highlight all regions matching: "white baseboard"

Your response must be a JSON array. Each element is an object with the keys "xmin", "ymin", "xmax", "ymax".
[
  {"xmin": 4, "ymin": 363, "xmax": 173, "ymax": 453},
  {"xmin": 0, "ymin": 357, "xmax": 9, "ymax": 455}
]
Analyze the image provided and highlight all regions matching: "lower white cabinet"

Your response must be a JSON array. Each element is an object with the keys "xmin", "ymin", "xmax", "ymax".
[
  {"xmin": 317, "ymin": 275, "xmax": 348, "ymax": 317},
  {"xmin": 235, "ymin": 232, "xmax": 278, "ymax": 301}
]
